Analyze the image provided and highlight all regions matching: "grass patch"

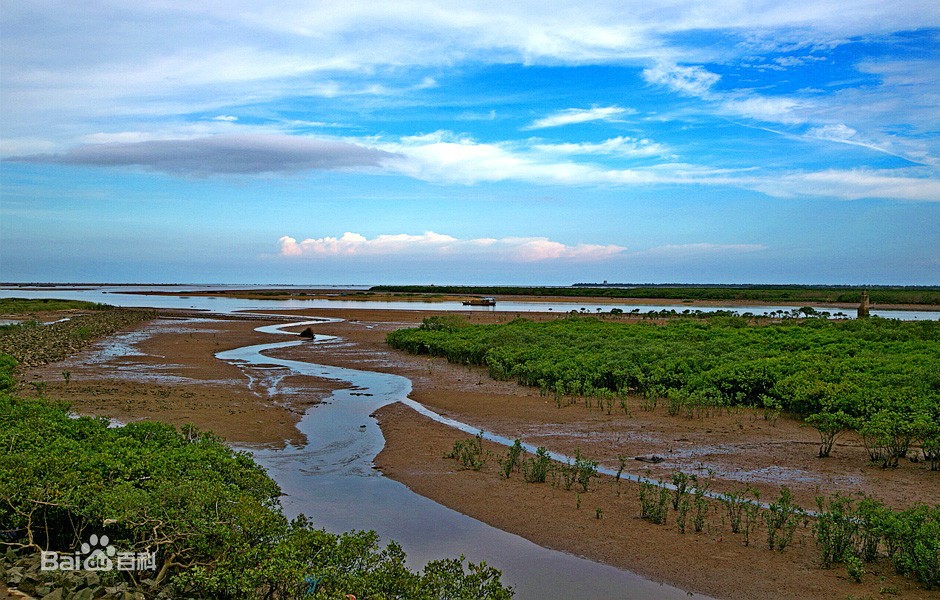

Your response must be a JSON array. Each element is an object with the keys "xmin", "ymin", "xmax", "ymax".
[{"xmin": 0, "ymin": 297, "xmax": 111, "ymax": 314}]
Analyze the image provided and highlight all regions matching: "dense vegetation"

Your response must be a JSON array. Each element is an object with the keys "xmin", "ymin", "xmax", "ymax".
[
  {"xmin": 388, "ymin": 316, "xmax": 940, "ymax": 463},
  {"xmin": 371, "ymin": 285, "xmax": 940, "ymax": 305},
  {"xmin": 0, "ymin": 302, "xmax": 512, "ymax": 598},
  {"xmin": 0, "ymin": 305, "xmax": 157, "ymax": 368},
  {"xmin": 0, "ymin": 358, "xmax": 512, "ymax": 598},
  {"xmin": 0, "ymin": 298, "xmax": 112, "ymax": 314}
]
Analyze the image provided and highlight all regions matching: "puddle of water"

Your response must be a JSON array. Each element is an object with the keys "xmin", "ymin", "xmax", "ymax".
[
  {"xmin": 218, "ymin": 322, "xmax": 709, "ymax": 600},
  {"xmin": 83, "ymin": 329, "xmax": 150, "ymax": 362},
  {"xmin": 722, "ymin": 465, "xmax": 862, "ymax": 487}
]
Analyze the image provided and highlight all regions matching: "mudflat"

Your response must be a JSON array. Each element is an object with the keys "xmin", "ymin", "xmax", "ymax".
[{"xmin": 22, "ymin": 306, "xmax": 940, "ymax": 599}]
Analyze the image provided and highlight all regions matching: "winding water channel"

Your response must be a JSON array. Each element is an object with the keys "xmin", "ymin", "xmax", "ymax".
[
  {"xmin": 11, "ymin": 284, "xmax": 936, "ymax": 597},
  {"xmin": 217, "ymin": 318, "xmax": 708, "ymax": 599}
]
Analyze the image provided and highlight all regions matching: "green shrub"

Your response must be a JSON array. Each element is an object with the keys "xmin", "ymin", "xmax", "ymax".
[
  {"xmin": 445, "ymin": 433, "xmax": 487, "ymax": 471},
  {"xmin": 0, "ymin": 391, "xmax": 513, "ymax": 598},
  {"xmin": 814, "ymin": 495, "xmax": 860, "ymax": 569},
  {"xmin": 639, "ymin": 481, "xmax": 669, "ymax": 525},
  {"xmin": 498, "ymin": 439, "xmax": 524, "ymax": 479},
  {"xmin": 521, "ymin": 447, "xmax": 551, "ymax": 483},
  {"xmin": 764, "ymin": 487, "xmax": 804, "ymax": 552}
]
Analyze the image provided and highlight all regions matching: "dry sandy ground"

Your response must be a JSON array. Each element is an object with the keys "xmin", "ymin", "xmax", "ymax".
[{"xmin": 21, "ymin": 306, "xmax": 940, "ymax": 599}]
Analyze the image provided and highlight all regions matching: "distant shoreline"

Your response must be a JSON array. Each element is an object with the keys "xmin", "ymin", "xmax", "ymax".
[{"xmin": 118, "ymin": 287, "xmax": 940, "ymax": 311}]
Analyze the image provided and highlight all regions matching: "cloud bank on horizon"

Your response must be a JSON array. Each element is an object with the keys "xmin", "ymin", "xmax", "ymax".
[{"xmin": 1, "ymin": 1, "xmax": 938, "ymax": 284}]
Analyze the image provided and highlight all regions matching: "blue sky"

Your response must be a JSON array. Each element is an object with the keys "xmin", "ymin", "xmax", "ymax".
[{"xmin": 1, "ymin": 1, "xmax": 938, "ymax": 285}]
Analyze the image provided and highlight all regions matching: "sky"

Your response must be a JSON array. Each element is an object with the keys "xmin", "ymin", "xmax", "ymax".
[{"xmin": 1, "ymin": 1, "xmax": 939, "ymax": 285}]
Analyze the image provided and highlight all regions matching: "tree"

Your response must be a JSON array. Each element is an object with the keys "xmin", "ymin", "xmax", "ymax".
[{"xmin": 806, "ymin": 410, "xmax": 856, "ymax": 458}]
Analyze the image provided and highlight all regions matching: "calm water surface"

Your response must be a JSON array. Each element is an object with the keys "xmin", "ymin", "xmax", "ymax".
[
  {"xmin": 217, "ymin": 322, "xmax": 708, "ymax": 599},
  {"xmin": 2, "ymin": 284, "xmax": 938, "ymax": 320}
]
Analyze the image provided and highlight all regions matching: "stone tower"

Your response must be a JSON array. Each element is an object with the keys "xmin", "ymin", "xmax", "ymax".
[{"xmin": 857, "ymin": 290, "xmax": 870, "ymax": 319}]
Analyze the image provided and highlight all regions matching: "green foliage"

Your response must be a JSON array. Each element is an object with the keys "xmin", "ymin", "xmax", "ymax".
[
  {"xmin": 741, "ymin": 490, "xmax": 762, "ymax": 547},
  {"xmin": 554, "ymin": 449, "xmax": 597, "ymax": 492},
  {"xmin": 764, "ymin": 487, "xmax": 804, "ymax": 552},
  {"xmin": 812, "ymin": 495, "xmax": 940, "ymax": 590},
  {"xmin": 419, "ymin": 314, "xmax": 472, "ymax": 333},
  {"xmin": 806, "ymin": 410, "xmax": 857, "ymax": 457},
  {"xmin": 845, "ymin": 553, "xmax": 865, "ymax": 583},
  {"xmin": 921, "ymin": 422, "xmax": 940, "ymax": 471},
  {"xmin": 498, "ymin": 439, "xmax": 524, "ymax": 479},
  {"xmin": 721, "ymin": 489, "xmax": 749, "ymax": 534},
  {"xmin": 445, "ymin": 433, "xmax": 487, "ymax": 471},
  {"xmin": 0, "ymin": 308, "xmax": 156, "ymax": 367},
  {"xmin": 692, "ymin": 481, "xmax": 710, "ymax": 534},
  {"xmin": 521, "ymin": 447, "xmax": 551, "ymax": 483},
  {"xmin": 0, "ymin": 386, "xmax": 513, "ymax": 598},
  {"xmin": 815, "ymin": 495, "xmax": 860, "ymax": 569},
  {"xmin": 860, "ymin": 409, "xmax": 925, "ymax": 468},
  {"xmin": 638, "ymin": 481, "xmax": 670, "ymax": 525},
  {"xmin": 671, "ymin": 471, "xmax": 694, "ymax": 511},
  {"xmin": 0, "ymin": 354, "xmax": 16, "ymax": 393},
  {"xmin": 0, "ymin": 298, "xmax": 112, "ymax": 314},
  {"xmin": 387, "ymin": 317, "xmax": 940, "ymax": 441}
]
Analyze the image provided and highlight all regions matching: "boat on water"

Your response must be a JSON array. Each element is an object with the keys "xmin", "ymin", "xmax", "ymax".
[{"xmin": 462, "ymin": 296, "xmax": 497, "ymax": 306}]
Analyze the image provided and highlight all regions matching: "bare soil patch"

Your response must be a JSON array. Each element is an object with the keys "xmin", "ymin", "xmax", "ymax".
[
  {"xmin": 22, "ymin": 312, "xmax": 346, "ymax": 447},
  {"xmin": 20, "ymin": 306, "xmax": 940, "ymax": 599}
]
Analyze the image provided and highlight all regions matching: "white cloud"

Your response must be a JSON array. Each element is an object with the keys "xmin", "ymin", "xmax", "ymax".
[
  {"xmin": 278, "ymin": 231, "xmax": 626, "ymax": 262},
  {"xmin": 376, "ymin": 130, "xmax": 940, "ymax": 201},
  {"xmin": 719, "ymin": 96, "xmax": 808, "ymax": 124},
  {"xmin": 379, "ymin": 131, "xmax": 664, "ymax": 185},
  {"xmin": 750, "ymin": 169, "xmax": 940, "ymax": 201},
  {"xmin": 802, "ymin": 123, "xmax": 914, "ymax": 159},
  {"xmin": 807, "ymin": 123, "xmax": 858, "ymax": 142},
  {"xmin": 643, "ymin": 62, "xmax": 810, "ymax": 124},
  {"xmin": 212, "ymin": 115, "xmax": 238, "ymax": 121},
  {"xmin": 642, "ymin": 63, "xmax": 720, "ymax": 97},
  {"xmin": 533, "ymin": 136, "xmax": 670, "ymax": 158},
  {"xmin": 525, "ymin": 106, "xmax": 635, "ymax": 129}
]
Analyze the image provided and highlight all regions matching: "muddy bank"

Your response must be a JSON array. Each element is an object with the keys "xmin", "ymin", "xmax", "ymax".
[
  {"xmin": 21, "ymin": 306, "xmax": 940, "ymax": 598},
  {"xmin": 374, "ymin": 402, "xmax": 934, "ymax": 600},
  {"xmin": 263, "ymin": 308, "xmax": 939, "ymax": 598},
  {"xmin": 268, "ymin": 308, "xmax": 939, "ymax": 512},
  {"xmin": 23, "ymin": 312, "xmax": 346, "ymax": 447}
]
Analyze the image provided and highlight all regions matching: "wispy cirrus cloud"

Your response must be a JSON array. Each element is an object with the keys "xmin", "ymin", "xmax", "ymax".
[
  {"xmin": 749, "ymin": 168, "xmax": 940, "ymax": 201},
  {"xmin": 378, "ymin": 131, "xmax": 663, "ymax": 185},
  {"xmin": 643, "ymin": 61, "xmax": 811, "ymax": 124},
  {"xmin": 379, "ymin": 130, "xmax": 939, "ymax": 200},
  {"xmin": 278, "ymin": 231, "xmax": 626, "ymax": 262},
  {"xmin": 805, "ymin": 124, "xmax": 912, "ymax": 159},
  {"xmin": 8, "ymin": 134, "xmax": 398, "ymax": 176},
  {"xmin": 12, "ymin": 128, "xmax": 937, "ymax": 201},
  {"xmin": 524, "ymin": 106, "xmax": 635, "ymax": 129},
  {"xmin": 533, "ymin": 136, "xmax": 671, "ymax": 158},
  {"xmin": 642, "ymin": 63, "xmax": 721, "ymax": 97}
]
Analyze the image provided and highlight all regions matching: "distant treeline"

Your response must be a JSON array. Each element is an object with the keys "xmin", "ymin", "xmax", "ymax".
[{"xmin": 370, "ymin": 285, "xmax": 940, "ymax": 305}]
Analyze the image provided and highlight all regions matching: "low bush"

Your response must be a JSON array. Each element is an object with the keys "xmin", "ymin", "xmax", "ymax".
[{"xmin": 0, "ymin": 357, "xmax": 512, "ymax": 598}]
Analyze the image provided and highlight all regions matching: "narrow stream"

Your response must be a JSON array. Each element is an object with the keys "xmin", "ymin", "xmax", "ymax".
[{"xmin": 217, "ymin": 318, "xmax": 709, "ymax": 600}]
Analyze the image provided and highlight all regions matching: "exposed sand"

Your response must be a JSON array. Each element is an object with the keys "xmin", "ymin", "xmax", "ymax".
[{"xmin": 21, "ymin": 306, "xmax": 940, "ymax": 599}]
